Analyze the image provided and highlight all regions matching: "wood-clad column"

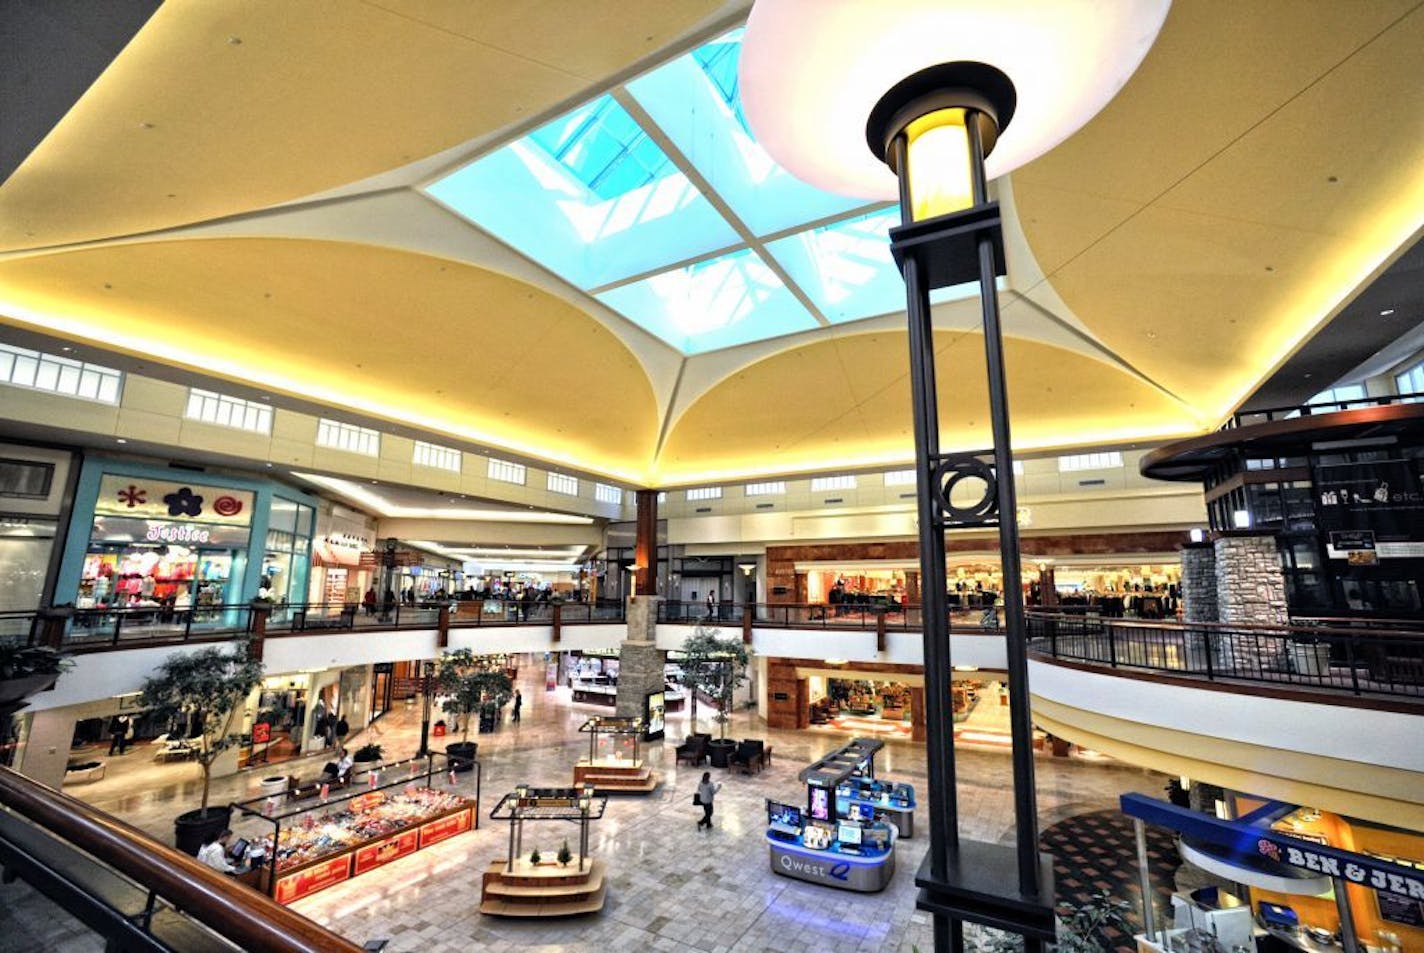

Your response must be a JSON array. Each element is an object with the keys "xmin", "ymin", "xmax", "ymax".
[
  {"xmin": 910, "ymin": 686, "xmax": 926, "ymax": 743},
  {"xmin": 634, "ymin": 489, "xmax": 657, "ymax": 597}
]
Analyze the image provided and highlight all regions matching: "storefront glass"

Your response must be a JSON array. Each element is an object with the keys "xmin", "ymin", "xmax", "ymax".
[
  {"xmin": 264, "ymin": 497, "xmax": 314, "ymax": 604},
  {"xmin": 0, "ymin": 517, "xmax": 57, "ymax": 612}
]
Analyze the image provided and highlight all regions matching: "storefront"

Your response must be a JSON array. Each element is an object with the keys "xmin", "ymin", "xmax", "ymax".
[
  {"xmin": 309, "ymin": 529, "xmax": 374, "ymax": 606},
  {"xmin": 0, "ymin": 443, "xmax": 77, "ymax": 615},
  {"xmin": 54, "ymin": 459, "xmax": 320, "ymax": 618}
]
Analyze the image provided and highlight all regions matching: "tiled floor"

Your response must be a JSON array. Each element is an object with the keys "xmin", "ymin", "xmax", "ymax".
[{"xmin": 7, "ymin": 662, "xmax": 1168, "ymax": 952}]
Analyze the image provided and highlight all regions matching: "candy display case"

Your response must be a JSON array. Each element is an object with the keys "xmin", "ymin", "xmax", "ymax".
[{"xmin": 231, "ymin": 753, "xmax": 479, "ymax": 904}]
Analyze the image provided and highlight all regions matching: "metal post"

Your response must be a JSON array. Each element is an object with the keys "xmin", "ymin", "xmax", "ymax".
[
  {"xmin": 966, "ymin": 111, "xmax": 1042, "ymax": 901},
  {"xmin": 1332, "ymin": 877, "xmax": 1361, "ymax": 953},
  {"xmin": 1134, "ymin": 818, "xmax": 1157, "ymax": 942},
  {"xmin": 417, "ymin": 660, "xmax": 433, "ymax": 758},
  {"xmin": 893, "ymin": 129, "xmax": 961, "ymax": 953}
]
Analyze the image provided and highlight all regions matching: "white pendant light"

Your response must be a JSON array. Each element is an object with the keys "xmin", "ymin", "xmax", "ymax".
[{"xmin": 738, "ymin": 0, "xmax": 1172, "ymax": 199}]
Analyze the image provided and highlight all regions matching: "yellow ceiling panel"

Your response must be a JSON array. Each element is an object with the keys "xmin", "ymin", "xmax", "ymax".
[
  {"xmin": 0, "ymin": 0, "xmax": 725, "ymax": 252},
  {"xmin": 654, "ymin": 332, "xmax": 1197, "ymax": 485},
  {"xmin": 0, "ymin": 239, "xmax": 658, "ymax": 479}
]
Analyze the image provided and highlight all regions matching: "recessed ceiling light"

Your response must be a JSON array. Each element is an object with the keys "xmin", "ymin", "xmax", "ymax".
[
  {"xmin": 370, "ymin": 480, "xmax": 378, "ymax": 485},
  {"xmin": 115, "ymin": 438, "xmax": 127, "ymax": 444},
  {"xmin": 1380, "ymin": 309, "xmax": 1396, "ymax": 316},
  {"xmin": 265, "ymin": 463, "xmax": 273, "ymax": 468},
  {"xmin": 60, "ymin": 346, "xmax": 73, "ymax": 352}
]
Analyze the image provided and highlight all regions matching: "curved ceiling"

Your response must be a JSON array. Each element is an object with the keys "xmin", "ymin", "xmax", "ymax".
[
  {"xmin": 656, "ymin": 331, "xmax": 1196, "ymax": 484},
  {"xmin": 0, "ymin": 238, "xmax": 659, "ymax": 479},
  {"xmin": 0, "ymin": 0, "xmax": 734, "ymax": 251},
  {"xmin": 0, "ymin": 0, "xmax": 1420, "ymax": 488}
]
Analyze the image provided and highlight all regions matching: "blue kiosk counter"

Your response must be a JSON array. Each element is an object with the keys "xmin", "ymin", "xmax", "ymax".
[
  {"xmin": 836, "ymin": 776, "xmax": 916, "ymax": 838},
  {"xmin": 767, "ymin": 738, "xmax": 902, "ymax": 893}
]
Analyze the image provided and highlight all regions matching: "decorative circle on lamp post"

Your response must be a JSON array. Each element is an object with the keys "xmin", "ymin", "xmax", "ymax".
[{"xmin": 932, "ymin": 455, "xmax": 998, "ymax": 524}]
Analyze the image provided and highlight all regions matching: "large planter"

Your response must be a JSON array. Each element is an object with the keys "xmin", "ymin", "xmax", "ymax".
[
  {"xmin": 0, "ymin": 673, "xmax": 60, "ymax": 708},
  {"xmin": 707, "ymin": 739, "xmax": 736, "ymax": 769},
  {"xmin": 174, "ymin": 805, "xmax": 232, "ymax": 857},
  {"xmin": 446, "ymin": 740, "xmax": 478, "ymax": 773}
]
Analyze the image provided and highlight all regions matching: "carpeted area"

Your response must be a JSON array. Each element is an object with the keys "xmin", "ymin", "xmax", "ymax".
[{"xmin": 1038, "ymin": 809, "xmax": 1180, "ymax": 952}]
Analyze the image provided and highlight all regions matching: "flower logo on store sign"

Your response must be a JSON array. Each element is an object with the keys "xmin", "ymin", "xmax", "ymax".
[
  {"xmin": 212, "ymin": 495, "xmax": 243, "ymax": 517},
  {"xmin": 117, "ymin": 485, "xmax": 147, "ymax": 508},
  {"xmin": 163, "ymin": 487, "xmax": 204, "ymax": 518}
]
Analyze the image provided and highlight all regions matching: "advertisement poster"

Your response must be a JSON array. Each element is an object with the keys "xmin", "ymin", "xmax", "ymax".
[
  {"xmin": 419, "ymin": 807, "xmax": 473, "ymax": 848},
  {"xmin": 274, "ymin": 854, "xmax": 351, "ymax": 904},
  {"xmin": 1316, "ymin": 460, "xmax": 1424, "ymax": 555},
  {"xmin": 352, "ymin": 829, "xmax": 419, "ymax": 875},
  {"xmin": 645, "ymin": 691, "xmax": 665, "ymax": 741}
]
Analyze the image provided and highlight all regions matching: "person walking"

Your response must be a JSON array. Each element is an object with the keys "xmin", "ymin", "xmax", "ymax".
[
  {"xmin": 695, "ymin": 771, "xmax": 721, "ymax": 829},
  {"xmin": 511, "ymin": 689, "xmax": 523, "ymax": 724},
  {"xmin": 108, "ymin": 714, "xmax": 130, "ymax": 755}
]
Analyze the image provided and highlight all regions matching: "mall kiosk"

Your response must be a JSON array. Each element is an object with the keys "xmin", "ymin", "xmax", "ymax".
[
  {"xmin": 481, "ymin": 784, "xmax": 609, "ymax": 917},
  {"xmin": 572, "ymin": 716, "xmax": 656, "ymax": 793},
  {"xmin": 765, "ymin": 738, "xmax": 899, "ymax": 893},
  {"xmin": 230, "ymin": 753, "xmax": 478, "ymax": 905}
]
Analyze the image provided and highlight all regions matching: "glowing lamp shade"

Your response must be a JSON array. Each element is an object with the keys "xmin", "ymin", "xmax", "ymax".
[
  {"xmin": 904, "ymin": 108, "xmax": 974, "ymax": 220},
  {"xmin": 738, "ymin": 0, "xmax": 1172, "ymax": 199}
]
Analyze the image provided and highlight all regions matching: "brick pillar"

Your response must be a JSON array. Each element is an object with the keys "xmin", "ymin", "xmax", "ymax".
[
  {"xmin": 1180, "ymin": 542, "xmax": 1218, "ymax": 671},
  {"xmin": 437, "ymin": 603, "xmax": 450, "ymax": 648},
  {"xmin": 1213, "ymin": 532, "xmax": 1288, "ymax": 673},
  {"xmin": 552, "ymin": 602, "xmax": 562, "ymax": 644},
  {"xmin": 615, "ymin": 596, "xmax": 664, "ymax": 719}
]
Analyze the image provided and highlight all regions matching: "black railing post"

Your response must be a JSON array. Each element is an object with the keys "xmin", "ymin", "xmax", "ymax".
[
  {"xmin": 1108, "ymin": 622, "xmax": 1118, "ymax": 669},
  {"xmin": 1347, "ymin": 634, "xmax": 1361, "ymax": 695}
]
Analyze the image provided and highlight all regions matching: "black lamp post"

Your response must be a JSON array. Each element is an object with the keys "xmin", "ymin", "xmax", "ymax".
[
  {"xmin": 864, "ymin": 62, "xmax": 1054, "ymax": 952},
  {"xmin": 416, "ymin": 658, "xmax": 434, "ymax": 758}
]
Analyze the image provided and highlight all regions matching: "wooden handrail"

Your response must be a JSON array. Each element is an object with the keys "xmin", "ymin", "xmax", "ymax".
[
  {"xmin": 1025, "ymin": 610, "xmax": 1424, "ymax": 640},
  {"xmin": 0, "ymin": 767, "xmax": 365, "ymax": 953}
]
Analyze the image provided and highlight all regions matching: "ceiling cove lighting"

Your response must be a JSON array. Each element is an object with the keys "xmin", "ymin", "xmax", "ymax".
[{"xmin": 739, "ymin": 2, "xmax": 1169, "ymax": 947}]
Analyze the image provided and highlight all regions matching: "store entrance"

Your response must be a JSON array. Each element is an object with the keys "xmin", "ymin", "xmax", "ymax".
[
  {"xmin": 371, "ymin": 663, "xmax": 394, "ymax": 720},
  {"xmin": 808, "ymin": 675, "xmax": 915, "ymax": 740},
  {"xmin": 79, "ymin": 544, "xmax": 236, "ymax": 616}
]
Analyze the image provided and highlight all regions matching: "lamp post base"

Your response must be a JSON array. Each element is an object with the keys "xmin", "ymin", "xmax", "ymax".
[{"xmin": 915, "ymin": 840, "xmax": 1058, "ymax": 942}]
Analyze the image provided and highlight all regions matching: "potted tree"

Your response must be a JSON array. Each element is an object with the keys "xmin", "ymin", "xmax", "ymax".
[
  {"xmin": 678, "ymin": 624, "xmax": 749, "ymax": 768},
  {"xmin": 436, "ymin": 648, "xmax": 512, "ymax": 772},
  {"xmin": 139, "ymin": 642, "xmax": 263, "ymax": 855},
  {"xmin": 0, "ymin": 644, "xmax": 71, "ymax": 713}
]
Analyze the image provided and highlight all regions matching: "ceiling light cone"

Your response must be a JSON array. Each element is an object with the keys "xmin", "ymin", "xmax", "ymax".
[{"xmin": 739, "ymin": 0, "xmax": 1172, "ymax": 198}]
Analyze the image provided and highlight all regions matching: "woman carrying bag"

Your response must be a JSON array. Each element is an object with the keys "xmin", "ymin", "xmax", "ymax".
[{"xmin": 695, "ymin": 771, "xmax": 721, "ymax": 830}]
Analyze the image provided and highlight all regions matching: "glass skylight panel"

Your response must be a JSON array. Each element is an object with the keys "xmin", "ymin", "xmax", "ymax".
[
  {"xmin": 0, "ymin": 344, "xmax": 122, "ymax": 404},
  {"xmin": 811, "ymin": 475, "xmax": 857, "ymax": 491},
  {"xmin": 412, "ymin": 440, "xmax": 462, "ymax": 473},
  {"xmin": 317, "ymin": 419, "xmax": 379, "ymax": 456},
  {"xmin": 595, "ymin": 483, "xmax": 623, "ymax": 505},
  {"xmin": 626, "ymin": 32, "xmax": 866, "ymax": 237},
  {"xmin": 426, "ymin": 95, "xmax": 739, "ymax": 290},
  {"xmin": 547, "ymin": 472, "xmax": 579, "ymax": 496},
  {"xmin": 595, "ymin": 247, "xmax": 818, "ymax": 354},
  {"xmin": 488, "ymin": 458, "xmax": 526, "ymax": 485},
  {"xmin": 744, "ymin": 481, "xmax": 785, "ymax": 496},
  {"xmin": 185, "ymin": 388, "xmax": 272, "ymax": 434},
  {"xmin": 1058, "ymin": 452, "xmax": 1122, "ymax": 472},
  {"xmin": 884, "ymin": 469, "xmax": 917, "ymax": 486},
  {"xmin": 686, "ymin": 487, "xmax": 722, "ymax": 501}
]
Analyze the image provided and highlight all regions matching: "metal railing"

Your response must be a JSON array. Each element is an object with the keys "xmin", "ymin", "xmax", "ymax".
[
  {"xmin": 1026, "ymin": 612, "xmax": 1424, "ymax": 699},
  {"xmin": 1224, "ymin": 391, "xmax": 1424, "ymax": 428},
  {"xmin": 0, "ymin": 767, "xmax": 365, "ymax": 953}
]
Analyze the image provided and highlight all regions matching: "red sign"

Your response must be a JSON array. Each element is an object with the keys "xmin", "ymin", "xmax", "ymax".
[
  {"xmin": 251, "ymin": 723, "xmax": 271, "ymax": 745},
  {"xmin": 274, "ymin": 854, "xmax": 351, "ymax": 904},
  {"xmin": 419, "ymin": 808, "xmax": 472, "ymax": 848},
  {"xmin": 212, "ymin": 495, "xmax": 244, "ymax": 517},
  {"xmin": 352, "ymin": 829, "xmax": 419, "ymax": 875}
]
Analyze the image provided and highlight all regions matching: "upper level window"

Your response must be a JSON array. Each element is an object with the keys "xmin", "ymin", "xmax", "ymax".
[
  {"xmin": 1396, "ymin": 360, "xmax": 1424, "ymax": 397},
  {"xmin": 686, "ymin": 486, "xmax": 722, "ymax": 501},
  {"xmin": 547, "ymin": 473, "xmax": 579, "ymax": 495},
  {"xmin": 811, "ymin": 475, "xmax": 856, "ymax": 492},
  {"xmin": 0, "ymin": 344, "xmax": 122, "ymax": 404},
  {"xmin": 412, "ymin": 440, "xmax": 462, "ymax": 473},
  {"xmin": 185, "ymin": 388, "xmax": 272, "ymax": 434},
  {"xmin": 744, "ymin": 481, "xmax": 785, "ymax": 496},
  {"xmin": 883, "ymin": 469, "xmax": 916, "ymax": 486},
  {"xmin": 488, "ymin": 458, "xmax": 526, "ymax": 485},
  {"xmin": 316, "ymin": 419, "xmax": 379, "ymax": 456},
  {"xmin": 1307, "ymin": 384, "xmax": 1366, "ymax": 408},
  {"xmin": 595, "ymin": 483, "xmax": 623, "ymax": 505},
  {"xmin": 1057, "ymin": 452, "xmax": 1122, "ymax": 472}
]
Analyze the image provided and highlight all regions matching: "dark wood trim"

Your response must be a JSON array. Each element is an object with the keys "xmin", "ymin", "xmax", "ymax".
[
  {"xmin": 0, "ymin": 768, "xmax": 366, "ymax": 953},
  {"xmin": 1029, "ymin": 654, "xmax": 1424, "ymax": 716}
]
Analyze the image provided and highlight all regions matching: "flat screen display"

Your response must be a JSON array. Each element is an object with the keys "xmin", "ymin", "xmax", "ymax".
[
  {"xmin": 808, "ymin": 785, "xmax": 831, "ymax": 822},
  {"xmin": 767, "ymin": 801, "xmax": 803, "ymax": 828},
  {"xmin": 837, "ymin": 823, "xmax": 862, "ymax": 845}
]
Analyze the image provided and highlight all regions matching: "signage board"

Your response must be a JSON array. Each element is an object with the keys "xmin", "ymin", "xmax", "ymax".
[
  {"xmin": 768, "ymin": 841, "xmax": 895, "ymax": 892},
  {"xmin": 96, "ymin": 475, "xmax": 254, "ymax": 526},
  {"xmin": 645, "ymin": 691, "xmax": 665, "ymax": 741},
  {"xmin": 352, "ymin": 829, "xmax": 419, "ymax": 875},
  {"xmin": 1315, "ymin": 460, "xmax": 1424, "ymax": 554},
  {"xmin": 274, "ymin": 854, "xmax": 351, "ymax": 904},
  {"xmin": 90, "ymin": 515, "xmax": 251, "ymax": 547},
  {"xmin": 251, "ymin": 723, "xmax": 271, "ymax": 745},
  {"xmin": 418, "ymin": 807, "xmax": 473, "ymax": 848}
]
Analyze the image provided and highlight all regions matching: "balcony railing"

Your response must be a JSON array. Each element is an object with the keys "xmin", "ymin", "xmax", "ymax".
[
  {"xmin": 1026, "ymin": 612, "xmax": 1424, "ymax": 699},
  {"xmin": 1224, "ymin": 390, "xmax": 1424, "ymax": 428}
]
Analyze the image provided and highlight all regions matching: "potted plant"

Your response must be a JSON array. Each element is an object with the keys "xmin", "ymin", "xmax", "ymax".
[
  {"xmin": 0, "ymin": 644, "xmax": 71, "ymax": 712},
  {"xmin": 974, "ymin": 889, "xmax": 1134, "ymax": 952},
  {"xmin": 436, "ymin": 648, "xmax": 512, "ymax": 771},
  {"xmin": 529, "ymin": 847, "xmax": 541, "ymax": 866},
  {"xmin": 139, "ymin": 641, "xmax": 263, "ymax": 855},
  {"xmin": 678, "ymin": 625, "xmax": 749, "ymax": 767},
  {"xmin": 558, "ymin": 839, "xmax": 572, "ymax": 867},
  {"xmin": 352, "ymin": 742, "xmax": 383, "ymax": 763}
]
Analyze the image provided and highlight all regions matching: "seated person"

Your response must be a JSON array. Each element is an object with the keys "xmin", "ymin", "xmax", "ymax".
[
  {"xmin": 320, "ymin": 747, "xmax": 355, "ymax": 783},
  {"xmin": 197, "ymin": 829, "xmax": 239, "ymax": 874}
]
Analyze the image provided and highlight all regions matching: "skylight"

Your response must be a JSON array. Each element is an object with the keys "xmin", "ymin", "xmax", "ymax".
[{"xmin": 423, "ymin": 31, "xmax": 957, "ymax": 357}]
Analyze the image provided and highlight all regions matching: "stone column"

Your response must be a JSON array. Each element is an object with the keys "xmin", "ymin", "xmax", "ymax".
[
  {"xmin": 615, "ymin": 596, "xmax": 665, "ymax": 720},
  {"xmin": 1213, "ymin": 532, "xmax": 1288, "ymax": 673},
  {"xmin": 1179, "ymin": 542, "xmax": 1218, "ymax": 671}
]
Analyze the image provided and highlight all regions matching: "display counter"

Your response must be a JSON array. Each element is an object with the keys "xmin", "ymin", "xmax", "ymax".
[
  {"xmin": 766, "ymin": 820, "xmax": 897, "ymax": 893},
  {"xmin": 232, "ymin": 753, "xmax": 478, "ymax": 905},
  {"xmin": 836, "ymin": 776, "xmax": 916, "ymax": 838}
]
